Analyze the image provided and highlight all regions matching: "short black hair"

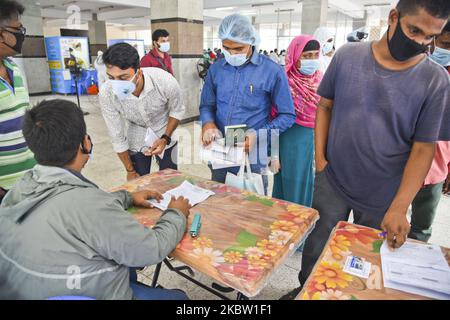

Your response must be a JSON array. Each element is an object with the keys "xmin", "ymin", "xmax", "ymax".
[
  {"xmin": 396, "ymin": 0, "xmax": 450, "ymax": 20},
  {"xmin": 0, "ymin": 0, "xmax": 25, "ymax": 25},
  {"xmin": 152, "ymin": 29, "xmax": 169, "ymax": 42},
  {"xmin": 102, "ymin": 42, "xmax": 140, "ymax": 71},
  {"xmin": 22, "ymin": 99, "xmax": 87, "ymax": 167}
]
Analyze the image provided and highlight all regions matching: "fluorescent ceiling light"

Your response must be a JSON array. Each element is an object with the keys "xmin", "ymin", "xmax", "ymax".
[
  {"xmin": 252, "ymin": 3, "xmax": 274, "ymax": 7},
  {"xmin": 216, "ymin": 7, "xmax": 235, "ymax": 11}
]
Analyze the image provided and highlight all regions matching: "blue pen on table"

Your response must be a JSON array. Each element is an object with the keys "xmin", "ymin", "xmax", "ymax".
[{"xmin": 190, "ymin": 213, "xmax": 202, "ymax": 238}]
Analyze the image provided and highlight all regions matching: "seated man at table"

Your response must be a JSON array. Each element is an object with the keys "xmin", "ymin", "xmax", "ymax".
[{"xmin": 0, "ymin": 99, "xmax": 191, "ymax": 300}]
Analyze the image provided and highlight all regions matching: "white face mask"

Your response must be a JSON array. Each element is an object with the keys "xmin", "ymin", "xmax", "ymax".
[
  {"xmin": 299, "ymin": 59, "xmax": 320, "ymax": 75},
  {"xmin": 322, "ymin": 41, "xmax": 334, "ymax": 55},
  {"xmin": 109, "ymin": 72, "xmax": 138, "ymax": 100},
  {"xmin": 159, "ymin": 42, "xmax": 170, "ymax": 53},
  {"xmin": 223, "ymin": 47, "xmax": 250, "ymax": 67}
]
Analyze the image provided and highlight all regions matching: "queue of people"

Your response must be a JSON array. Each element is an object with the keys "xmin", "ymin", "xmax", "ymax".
[{"xmin": 0, "ymin": 0, "xmax": 449, "ymax": 300}]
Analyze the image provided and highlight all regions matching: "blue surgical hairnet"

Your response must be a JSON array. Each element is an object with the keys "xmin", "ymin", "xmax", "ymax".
[{"xmin": 218, "ymin": 14, "xmax": 260, "ymax": 46}]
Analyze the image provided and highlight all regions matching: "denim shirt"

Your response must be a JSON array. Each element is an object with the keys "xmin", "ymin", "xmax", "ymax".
[{"xmin": 199, "ymin": 51, "xmax": 295, "ymax": 149}]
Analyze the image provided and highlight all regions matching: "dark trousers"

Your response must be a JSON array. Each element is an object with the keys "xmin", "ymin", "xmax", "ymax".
[
  {"xmin": 129, "ymin": 268, "xmax": 188, "ymax": 300},
  {"xmin": 409, "ymin": 181, "xmax": 444, "ymax": 242},
  {"xmin": 129, "ymin": 143, "xmax": 178, "ymax": 176},
  {"xmin": 298, "ymin": 170, "xmax": 384, "ymax": 285}
]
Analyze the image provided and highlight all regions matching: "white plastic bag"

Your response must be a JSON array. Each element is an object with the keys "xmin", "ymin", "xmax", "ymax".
[{"xmin": 225, "ymin": 154, "xmax": 265, "ymax": 195}]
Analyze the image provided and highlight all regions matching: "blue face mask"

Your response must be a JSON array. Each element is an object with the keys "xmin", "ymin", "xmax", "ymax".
[
  {"xmin": 223, "ymin": 48, "xmax": 249, "ymax": 67},
  {"xmin": 109, "ymin": 72, "xmax": 138, "ymax": 100},
  {"xmin": 159, "ymin": 42, "xmax": 170, "ymax": 53},
  {"xmin": 430, "ymin": 46, "xmax": 450, "ymax": 67},
  {"xmin": 299, "ymin": 59, "xmax": 320, "ymax": 75},
  {"xmin": 322, "ymin": 41, "xmax": 334, "ymax": 55}
]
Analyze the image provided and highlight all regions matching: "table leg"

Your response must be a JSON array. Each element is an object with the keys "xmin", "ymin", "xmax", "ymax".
[
  {"xmin": 236, "ymin": 292, "xmax": 249, "ymax": 300},
  {"xmin": 151, "ymin": 262, "xmax": 162, "ymax": 288},
  {"xmin": 163, "ymin": 259, "xmax": 231, "ymax": 300}
]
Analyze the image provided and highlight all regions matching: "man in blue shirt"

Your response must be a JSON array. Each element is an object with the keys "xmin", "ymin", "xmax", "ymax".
[{"xmin": 199, "ymin": 14, "xmax": 295, "ymax": 183}]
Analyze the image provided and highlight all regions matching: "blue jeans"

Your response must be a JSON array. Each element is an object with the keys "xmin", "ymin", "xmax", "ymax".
[{"xmin": 129, "ymin": 268, "xmax": 188, "ymax": 300}]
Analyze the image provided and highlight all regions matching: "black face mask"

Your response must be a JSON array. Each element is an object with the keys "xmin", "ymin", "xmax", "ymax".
[
  {"xmin": 1, "ymin": 27, "xmax": 26, "ymax": 54},
  {"xmin": 387, "ymin": 14, "xmax": 428, "ymax": 62}
]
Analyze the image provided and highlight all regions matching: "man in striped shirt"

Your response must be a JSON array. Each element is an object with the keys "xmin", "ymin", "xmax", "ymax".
[{"xmin": 0, "ymin": 1, "xmax": 36, "ymax": 202}]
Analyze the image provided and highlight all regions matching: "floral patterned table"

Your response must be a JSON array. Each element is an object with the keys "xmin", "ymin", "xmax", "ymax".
[
  {"xmin": 109, "ymin": 169, "xmax": 319, "ymax": 297},
  {"xmin": 297, "ymin": 221, "xmax": 450, "ymax": 300}
]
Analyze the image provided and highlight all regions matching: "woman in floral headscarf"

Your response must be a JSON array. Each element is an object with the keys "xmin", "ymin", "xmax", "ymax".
[{"xmin": 272, "ymin": 35, "xmax": 323, "ymax": 207}]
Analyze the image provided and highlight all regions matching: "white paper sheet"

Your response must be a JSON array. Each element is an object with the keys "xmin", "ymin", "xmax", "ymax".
[
  {"xmin": 148, "ymin": 181, "xmax": 215, "ymax": 211},
  {"xmin": 144, "ymin": 127, "xmax": 166, "ymax": 158},
  {"xmin": 200, "ymin": 139, "xmax": 244, "ymax": 169},
  {"xmin": 381, "ymin": 241, "xmax": 450, "ymax": 299}
]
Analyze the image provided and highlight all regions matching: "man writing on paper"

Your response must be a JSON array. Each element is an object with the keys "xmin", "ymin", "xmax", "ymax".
[
  {"xmin": 0, "ymin": 99, "xmax": 191, "ymax": 299},
  {"xmin": 199, "ymin": 14, "xmax": 296, "ymax": 183},
  {"xmin": 99, "ymin": 43, "xmax": 185, "ymax": 181}
]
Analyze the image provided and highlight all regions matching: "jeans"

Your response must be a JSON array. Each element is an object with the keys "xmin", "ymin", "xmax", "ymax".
[
  {"xmin": 409, "ymin": 181, "xmax": 444, "ymax": 242},
  {"xmin": 298, "ymin": 170, "xmax": 384, "ymax": 285},
  {"xmin": 129, "ymin": 268, "xmax": 188, "ymax": 300},
  {"xmin": 129, "ymin": 143, "xmax": 178, "ymax": 176}
]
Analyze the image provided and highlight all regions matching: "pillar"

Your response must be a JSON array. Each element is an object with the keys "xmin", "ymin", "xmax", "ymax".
[
  {"xmin": 14, "ymin": 0, "xmax": 51, "ymax": 95},
  {"xmin": 88, "ymin": 14, "xmax": 107, "ymax": 62},
  {"xmin": 352, "ymin": 11, "xmax": 368, "ymax": 31},
  {"xmin": 151, "ymin": 0, "xmax": 203, "ymax": 122},
  {"xmin": 301, "ymin": 0, "xmax": 328, "ymax": 35}
]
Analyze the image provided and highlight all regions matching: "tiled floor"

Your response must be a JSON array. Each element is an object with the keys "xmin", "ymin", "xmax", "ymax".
[{"xmin": 29, "ymin": 94, "xmax": 450, "ymax": 299}]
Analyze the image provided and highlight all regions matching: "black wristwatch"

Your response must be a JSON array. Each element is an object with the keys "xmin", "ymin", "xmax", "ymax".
[{"xmin": 161, "ymin": 134, "xmax": 171, "ymax": 145}]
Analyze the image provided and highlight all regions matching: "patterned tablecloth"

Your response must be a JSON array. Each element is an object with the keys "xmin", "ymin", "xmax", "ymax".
[
  {"xmin": 297, "ymin": 221, "xmax": 450, "ymax": 300},
  {"xmin": 110, "ymin": 169, "xmax": 319, "ymax": 297}
]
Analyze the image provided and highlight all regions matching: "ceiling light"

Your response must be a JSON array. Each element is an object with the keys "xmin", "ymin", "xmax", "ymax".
[
  {"xmin": 251, "ymin": 3, "xmax": 274, "ymax": 7},
  {"xmin": 216, "ymin": 7, "xmax": 235, "ymax": 11}
]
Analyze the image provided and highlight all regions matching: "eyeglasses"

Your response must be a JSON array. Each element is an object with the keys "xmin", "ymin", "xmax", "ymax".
[{"xmin": 0, "ymin": 25, "xmax": 27, "ymax": 36}]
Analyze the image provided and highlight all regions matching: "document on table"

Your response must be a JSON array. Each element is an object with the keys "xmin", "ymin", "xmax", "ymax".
[
  {"xmin": 144, "ymin": 127, "xmax": 166, "ymax": 158},
  {"xmin": 148, "ymin": 180, "xmax": 215, "ymax": 211},
  {"xmin": 380, "ymin": 241, "xmax": 450, "ymax": 300},
  {"xmin": 200, "ymin": 138, "xmax": 244, "ymax": 169}
]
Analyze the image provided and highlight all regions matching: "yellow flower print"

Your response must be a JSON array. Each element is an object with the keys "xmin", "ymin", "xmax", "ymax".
[
  {"xmin": 270, "ymin": 220, "xmax": 299, "ymax": 233},
  {"xmin": 223, "ymin": 251, "xmax": 243, "ymax": 264},
  {"xmin": 313, "ymin": 262, "xmax": 353, "ymax": 289},
  {"xmin": 257, "ymin": 239, "xmax": 282, "ymax": 252},
  {"xmin": 329, "ymin": 235, "xmax": 351, "ymax": 260},
  {"xmin": 192, "ymin": 237, "xmax": 213, "ymax": 249}
]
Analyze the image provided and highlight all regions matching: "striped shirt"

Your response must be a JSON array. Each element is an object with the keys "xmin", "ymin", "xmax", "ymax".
[{"xmin": 0, "ymin": 58, "xmax": 36, "ymax": 189}]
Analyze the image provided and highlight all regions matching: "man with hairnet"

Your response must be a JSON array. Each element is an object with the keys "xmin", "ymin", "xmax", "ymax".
[{"xmin": 200, "ymin": 14, "xmax": 296, "ymax": 185}]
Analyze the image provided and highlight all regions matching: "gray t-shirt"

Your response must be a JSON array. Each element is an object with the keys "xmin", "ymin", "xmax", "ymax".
[{"xmin": 318, "ymin": 42, "xmax": 450, "ymax": 216}]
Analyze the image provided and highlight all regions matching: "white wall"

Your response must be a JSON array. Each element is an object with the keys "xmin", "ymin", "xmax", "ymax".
[{"xmin": 106, "ymin": 27, "xmax": 152, "ymax": 47}]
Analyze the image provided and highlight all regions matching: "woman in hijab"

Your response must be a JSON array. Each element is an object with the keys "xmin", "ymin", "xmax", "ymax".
[
  {"xmin": 272, "ymin": 35, "xmax": 323, "ymax": 207},
  {"xmin": 313, "ymin": 27, "xmax": 335, "ymax": 73}
]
